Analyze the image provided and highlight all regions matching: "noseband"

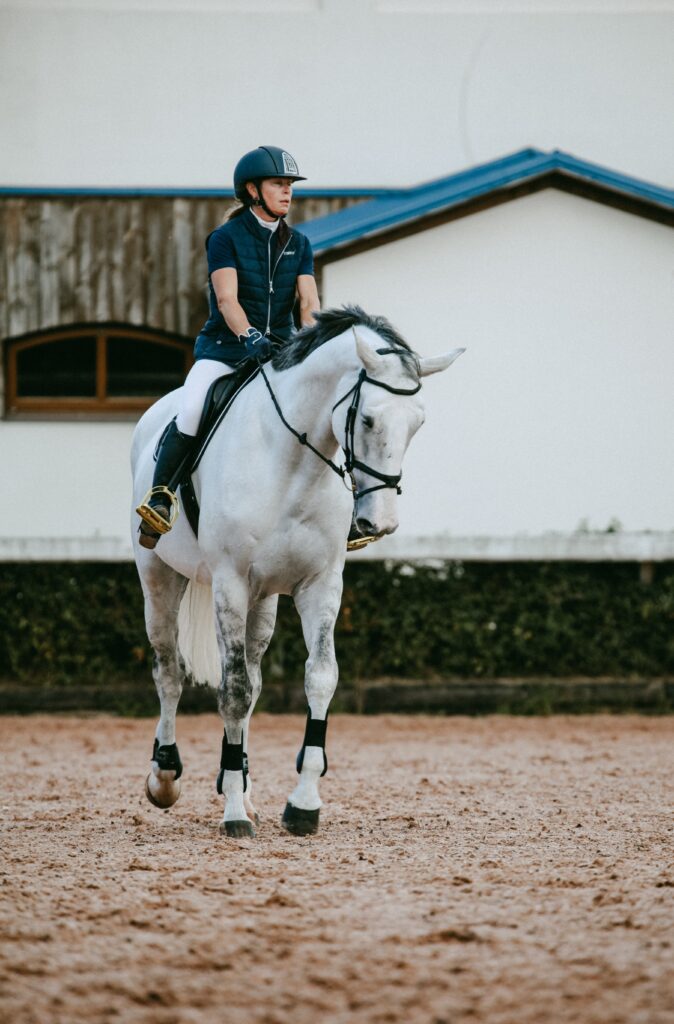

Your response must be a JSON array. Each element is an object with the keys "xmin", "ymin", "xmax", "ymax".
[{"xmin": 258, "ymin": 357, "xmax": 421, "ymax": 500}]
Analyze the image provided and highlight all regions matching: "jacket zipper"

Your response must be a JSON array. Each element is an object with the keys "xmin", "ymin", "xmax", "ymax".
[{"xmin": 265, "ymin": 230, "xmax": 291, "ymax": 337}]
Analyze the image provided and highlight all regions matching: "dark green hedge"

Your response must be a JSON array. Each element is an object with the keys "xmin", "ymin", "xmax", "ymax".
[{"xmin": 1, "ymin": 561, "xmax": 673, "ymax": 688}]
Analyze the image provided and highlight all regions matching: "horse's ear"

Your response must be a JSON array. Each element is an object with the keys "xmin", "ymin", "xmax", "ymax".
[
  {"xmin": 353, "ymin": 328, "xmax": 380, "ymax": 374},
  {"xmin": 418, "ymin": 348, "xmax": 465, "ymax": 377}
]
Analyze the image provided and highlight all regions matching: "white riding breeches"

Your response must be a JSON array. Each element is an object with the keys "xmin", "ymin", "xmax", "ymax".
[{"xmin": 176, "ymin": 359, "xmax": 236, "ymax": 436}]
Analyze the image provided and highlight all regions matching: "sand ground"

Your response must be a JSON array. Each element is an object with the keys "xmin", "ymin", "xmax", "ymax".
[{"xmin": 1, "ymin": 713, "xmax": 673, "ymax": 1024}]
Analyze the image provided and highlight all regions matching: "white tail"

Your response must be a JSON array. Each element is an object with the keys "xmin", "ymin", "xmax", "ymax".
[{"xmin": 177, "ymin": 581, "xmax": 221, "ymax": 687}]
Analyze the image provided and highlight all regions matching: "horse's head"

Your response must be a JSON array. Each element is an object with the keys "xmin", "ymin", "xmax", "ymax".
[{"xmin": 332, "ymin": 327, "xmax": 464, "ymax": 541}]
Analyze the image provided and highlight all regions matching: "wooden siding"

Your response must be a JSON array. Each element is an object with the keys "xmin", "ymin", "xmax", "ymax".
[{"xmin": 0, "ymin": 194, "xmax": 363, "ymax": 344}]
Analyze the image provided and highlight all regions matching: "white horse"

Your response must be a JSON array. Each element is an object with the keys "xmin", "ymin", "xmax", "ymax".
[{"xmin": 130, "ymin": 307, "xmax": 463, "ymax": 838}]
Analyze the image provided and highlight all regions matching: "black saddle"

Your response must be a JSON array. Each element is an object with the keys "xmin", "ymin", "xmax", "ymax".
[
  {"xmin": 164, "ymin": 359, "xmax": 259, "ymax": 538},
  {"xmin": 191, "ymin": 360, "xmax": 259, "ymax": 467}
]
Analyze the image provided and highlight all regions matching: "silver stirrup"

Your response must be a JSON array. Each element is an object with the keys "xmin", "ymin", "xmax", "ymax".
[{"xmin": 136, "ymin": 486, "xmax": 180, "ymax": 535}]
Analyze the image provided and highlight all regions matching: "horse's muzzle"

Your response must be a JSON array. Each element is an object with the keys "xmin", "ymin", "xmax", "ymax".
[{"xmin": 355, "ymin": 516, "xmax": 398, "ymax": 539}]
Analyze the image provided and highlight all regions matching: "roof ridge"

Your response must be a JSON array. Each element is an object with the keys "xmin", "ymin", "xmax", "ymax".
[{"xmin": 301, "ymin": 148, "xmax": 673, "ymax": 255}]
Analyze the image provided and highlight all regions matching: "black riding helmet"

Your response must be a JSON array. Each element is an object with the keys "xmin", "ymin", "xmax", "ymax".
[{"xmin": 233, "ymin": 146, "xmax": 306, "ymax": 218}]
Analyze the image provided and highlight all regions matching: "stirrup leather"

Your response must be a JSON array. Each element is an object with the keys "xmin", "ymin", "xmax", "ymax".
[
  {"xmin": 136, "ymin": 487, "xmax": 180, "ymax": 535},
  {"xmin": 346, "ymin": 534, "xmax": 380, "ymax": 552}
]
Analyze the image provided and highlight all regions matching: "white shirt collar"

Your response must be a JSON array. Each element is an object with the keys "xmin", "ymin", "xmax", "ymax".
[{"xmin": 249, "ymin": 208, "xmax": 279, "ymax": 233}]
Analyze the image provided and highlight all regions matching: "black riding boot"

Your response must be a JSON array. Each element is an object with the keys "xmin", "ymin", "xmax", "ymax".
[{"xmin": 137, "ymin": 420, "xmax": 196, "ymax": 549}]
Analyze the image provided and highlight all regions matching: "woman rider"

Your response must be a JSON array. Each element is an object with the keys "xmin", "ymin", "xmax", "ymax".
[{"xmin": 137, "ymin": 146, "xmax": 320, "ymax": 548}]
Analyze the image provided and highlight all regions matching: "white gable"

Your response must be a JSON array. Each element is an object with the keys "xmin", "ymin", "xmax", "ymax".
[{"xmin": 322, "ymin": 189, "xmax": 674, "ymax": 557}]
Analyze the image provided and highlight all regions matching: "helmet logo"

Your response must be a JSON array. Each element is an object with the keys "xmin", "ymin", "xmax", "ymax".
[{"xmin": 281, "ymin": 151, "xmax": 298, "ymax": 175}]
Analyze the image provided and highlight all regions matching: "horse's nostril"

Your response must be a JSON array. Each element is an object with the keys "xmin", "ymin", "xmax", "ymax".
[{"xmin": 356, "ymin": 517, "xmax": 377, "ymax": 537}]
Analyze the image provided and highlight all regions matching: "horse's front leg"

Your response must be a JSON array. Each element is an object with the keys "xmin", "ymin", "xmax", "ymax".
[
  {"xmin": 139, "ymin": 558, "xmax": 188, "ymax": 809},
  {"xmin": 213, "ymin": 573, "xmax": 257, "ymax": 839},
  {"xmin": 240, "ymin": 595, "xmax": 279, "ymax": 826},
  {"xmin": 283, "ymin": 569, "xmax": 343, "ymax": 836}
]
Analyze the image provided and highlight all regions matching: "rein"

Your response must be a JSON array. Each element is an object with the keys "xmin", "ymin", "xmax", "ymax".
[
  {"xmin": 258, "ymin": 362, "xmax": 348, "ymax": 482},
  {"xmin": 257, "ymin": 345, "xmax": 421, "ymax": 500}
]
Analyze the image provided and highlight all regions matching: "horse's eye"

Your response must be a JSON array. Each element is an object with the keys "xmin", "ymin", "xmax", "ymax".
[{"xmin": 362, "ymin": 415, "xmax": 374, "ymax": 429}]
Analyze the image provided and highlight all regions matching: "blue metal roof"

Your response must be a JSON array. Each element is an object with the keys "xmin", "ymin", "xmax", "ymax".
[{"xmin": 301, "ymin": 148, "xmax": 674, "ymax": 256}]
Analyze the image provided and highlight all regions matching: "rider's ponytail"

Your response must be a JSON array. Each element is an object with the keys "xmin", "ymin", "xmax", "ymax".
[{"xmin": 223, "ymin": 201, "xmax": 248, "ymax": 222}]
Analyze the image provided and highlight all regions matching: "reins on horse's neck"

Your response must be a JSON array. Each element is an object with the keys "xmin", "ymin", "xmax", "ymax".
[
  {"xmin": 257, "ymin": 361, "xmax": 348, "ymax": 482},
  {"xmin": 257, "ymin": 338, "xmax": 422, "ymax": 499}
]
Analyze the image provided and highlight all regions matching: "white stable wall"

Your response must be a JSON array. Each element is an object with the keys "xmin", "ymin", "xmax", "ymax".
[
  {"xmin": 322, "ymin": 189, "xmax": 674, "ymax": 558},
  {"xmin": 0, "ymin": 0, "xmax": 673, "ymax": 189},
  {"xmin": 3, "ymin": 422, "xmax": 136, "ymax": 559}
]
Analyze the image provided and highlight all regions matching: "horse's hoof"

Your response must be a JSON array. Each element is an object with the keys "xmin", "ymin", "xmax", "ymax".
[
  {"xmin": 244, "ymin": 800, "xmax": 261, "ymax": 826},
  {"xmin": 145, "ymin": 772, "xmax": 181, "ymax": 809},
  {"xmin": 281, "ymin": 802, "xmax": 320, "ymax": 836},
  {"xmin": 219, "ymin": 819, "xmax": 256, "ymax": 839}
]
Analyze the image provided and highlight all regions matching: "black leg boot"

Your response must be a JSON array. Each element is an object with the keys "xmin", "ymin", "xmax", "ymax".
[{"xmin": 136, "ymin": 420, "xmax": 196, "ymax": 549}]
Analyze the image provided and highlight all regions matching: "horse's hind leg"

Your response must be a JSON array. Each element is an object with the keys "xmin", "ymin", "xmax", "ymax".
[
  {"xmin": 283, "ymin": 570, "xmax": 343, "ymax": 836},
  {"xmin": 139, "ymin": 556, "xmax": 188, "ymax": 809},
  {"xmin": 241, "ymin": 595, "xmax": 278, "ymax": 826}
]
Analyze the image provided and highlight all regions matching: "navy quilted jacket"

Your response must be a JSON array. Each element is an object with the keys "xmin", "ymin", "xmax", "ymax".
[{"xmin": 194, "ymin": 210, "xmax": 313, "ymax": 364}]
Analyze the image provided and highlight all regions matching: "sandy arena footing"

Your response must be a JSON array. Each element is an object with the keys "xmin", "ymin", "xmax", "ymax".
[{"xmin": 1, "ymin": 714, "xmax": 673, "ymax": 1024}]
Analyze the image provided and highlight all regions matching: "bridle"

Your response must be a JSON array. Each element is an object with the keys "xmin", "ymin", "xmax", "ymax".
[
  {"xmin": 258, "ymin": 350, "xmax": 421, "ymax": 500},
  {"xmin": 332, "ymin": 365, "xmax": 421, "ymax": 498}
]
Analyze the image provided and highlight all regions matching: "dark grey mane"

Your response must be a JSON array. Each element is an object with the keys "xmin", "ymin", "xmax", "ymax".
[{"xmin": 272, "ymin": 305, "xmax": 420, "ymax": 380}]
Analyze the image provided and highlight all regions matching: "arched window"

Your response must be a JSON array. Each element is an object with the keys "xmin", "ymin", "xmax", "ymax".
[{"xmin": 4, "ymin": 324, "xmax": 193, "ymax": 415}]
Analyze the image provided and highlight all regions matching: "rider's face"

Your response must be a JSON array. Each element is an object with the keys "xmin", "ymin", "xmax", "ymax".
[{"xmin": 250, "ymin": 178, "xmax": 293, "ymax": 219}]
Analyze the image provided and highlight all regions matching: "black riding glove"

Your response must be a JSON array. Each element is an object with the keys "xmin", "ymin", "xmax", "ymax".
[{"xmin": 240, "ymin": 327, "xmax": 272, "ymax": 362}]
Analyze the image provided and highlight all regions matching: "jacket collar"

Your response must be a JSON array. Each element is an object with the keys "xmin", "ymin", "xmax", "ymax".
[{"xmin": 242, "ymin": 207, "xmax": 293, "ymax": 243}]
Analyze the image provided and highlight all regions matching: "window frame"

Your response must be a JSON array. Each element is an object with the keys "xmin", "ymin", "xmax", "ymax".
[{"xmin": 4, "ymin": 324, "xmax": 194, "ymax": 416}]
